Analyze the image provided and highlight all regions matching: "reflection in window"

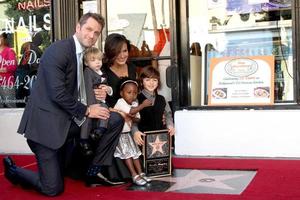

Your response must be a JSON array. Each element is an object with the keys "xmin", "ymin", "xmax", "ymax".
[
  {"xmin": 188, "ymin": 0, "xmax": 293, "ymax": 106},
  {"xmin": 106, "ymin": 0, "xmax": 172, "ymax": 102},
  {"xmin": 106, "ymin": 0, "xmax": 170, "ymax": 58},
  {"xmin": 0, "ymin": 0, "xmax": 51, "ymax": 108}
]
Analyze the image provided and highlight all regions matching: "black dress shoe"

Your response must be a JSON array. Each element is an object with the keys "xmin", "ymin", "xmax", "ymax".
[
  {"xmin": 3, "ymin": 156, "xmax": 19, "ymax": 185},
  {"xmin": 89, "ymin": 132, "xmax": 103, "ymax": 142},
  {"xmin": 86, "ymin": 172, "xmax": 125, "ymax": 187},
  {"xmin": 79, "ymin": 142, "xmax": 93, "ymax": 156},
  {"xmin": 90, "ymin": 128, "xmax": 106, "ymax": 142}
]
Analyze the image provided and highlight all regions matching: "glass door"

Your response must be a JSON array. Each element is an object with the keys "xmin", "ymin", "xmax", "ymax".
[{"xmin": 188, "ymin": 0, "xmax": 294, "ymax": 106}]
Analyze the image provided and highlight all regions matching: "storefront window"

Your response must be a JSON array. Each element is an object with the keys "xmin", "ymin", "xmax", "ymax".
[
  {"xmin": 106, "ymin": 0, "xmax": 172, "ymax": 102},
  {"xmin": 188, "ymin": 0, "xmax": 292, "ymax": 106},
  {"xmin": 107, "ymin": 0, "xmax": 170, "ymax": 56},
  {"xmin": 0, "ymin": 0, "xmax": 51, "ymax": 108}
]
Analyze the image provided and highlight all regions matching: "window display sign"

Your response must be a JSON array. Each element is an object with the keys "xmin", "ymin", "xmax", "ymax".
[
  {"xmin": 0, "ymin": 0, "xmax": 51, "ymax": 108},
  {"xmin": 226, "ymin": 0, "xmax": 291, "ymax": 14},
  {"xmin": 208, "ymin": 56, "xmax": 274, "ymax": 106}
]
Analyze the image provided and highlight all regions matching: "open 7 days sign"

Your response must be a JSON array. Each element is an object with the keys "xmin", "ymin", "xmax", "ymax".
[{"xmin": 208, "ymin": 56, "xmax": 274, "ymax": 106}]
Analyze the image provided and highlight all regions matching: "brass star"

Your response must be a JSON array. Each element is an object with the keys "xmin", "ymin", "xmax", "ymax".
[{"xmin": 149, "ymin": 135, "xmax": 167, "ymax": 156}]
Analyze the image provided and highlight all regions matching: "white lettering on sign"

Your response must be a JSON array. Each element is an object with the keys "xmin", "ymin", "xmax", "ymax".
[
  {"xmin": 1, "ymin": 14, "xmax": 51, "ymax": 33},
  {"xmin": 0, "ymin": 55, "xmax": 16, "ymax": 68},
  {"xmin": 26, "ymin": 50, "xmax": 40, "ymax": 65}
]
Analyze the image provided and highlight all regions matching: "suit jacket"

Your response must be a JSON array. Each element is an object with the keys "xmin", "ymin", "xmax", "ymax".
[{"xmin": 17, "ymin": 37, "xmax": 87, "ymax": 150}]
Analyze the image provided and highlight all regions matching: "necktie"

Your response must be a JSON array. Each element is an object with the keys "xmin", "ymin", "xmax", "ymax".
[{"xmin": 78, "ymin": 52, "xmax": 87, "ymax": 105}]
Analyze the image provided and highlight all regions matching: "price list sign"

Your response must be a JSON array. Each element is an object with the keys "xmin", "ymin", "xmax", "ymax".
[{"xmin": 208, "ymin": 56, "xmax": 274, "ymax": 106}]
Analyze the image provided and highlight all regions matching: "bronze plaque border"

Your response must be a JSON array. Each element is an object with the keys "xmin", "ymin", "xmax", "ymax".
[{"xmin": 143, "ymin": 129, "xmax": 171, "ymax": 178}]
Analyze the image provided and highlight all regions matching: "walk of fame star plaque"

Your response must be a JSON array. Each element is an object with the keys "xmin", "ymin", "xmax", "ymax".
[{"xmin": 143, "ymin": 129, "xmax": 171, "ymax": 178}]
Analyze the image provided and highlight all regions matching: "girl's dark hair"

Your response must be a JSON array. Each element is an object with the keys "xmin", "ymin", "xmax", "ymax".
[
  {"xmin": 118, "ymin": 77, "xmax": 138, "ymax": 93},
  {"xmin": 103, "ymin": 33, "xmax": 131, "ymax": 67},
  {"xmin": 139, "ymin": 65, "xmax": 161, "ymax": 90}
]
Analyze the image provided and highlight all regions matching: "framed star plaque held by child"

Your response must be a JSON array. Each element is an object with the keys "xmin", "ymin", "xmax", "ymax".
[{"xmin": 142, "ymin": 129, "xmax": 172, "ymax": 178}]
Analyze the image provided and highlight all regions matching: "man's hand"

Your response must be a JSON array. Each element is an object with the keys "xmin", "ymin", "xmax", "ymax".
[
  {"xmin": 88, "ymin": 104, "xmax": 110, "ymax": 119},
  {"xmin": 94, "ymin": 84, "xmax": 107, "ymax": 101}
]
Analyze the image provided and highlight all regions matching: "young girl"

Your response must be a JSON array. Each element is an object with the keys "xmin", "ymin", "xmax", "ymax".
[
  {"xmin": 132, "ymin": 66, "xmax": 175, "ymax": 146},
  {"xmin": 113, "ymin": 78, "xmax": 152, "ymax": 186}
]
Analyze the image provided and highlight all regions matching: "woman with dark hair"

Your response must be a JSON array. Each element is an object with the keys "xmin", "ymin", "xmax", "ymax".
[
  {"xmin": 0, "ymin": 32, "xmax": 17, "ymax": 108},
  {"xmin": 102, "ymin": 33, "xmax": 137, "ymax": 107},
  {"xmin": 101, "ymin": 33, "xmax": 138, "ymax": 182}
]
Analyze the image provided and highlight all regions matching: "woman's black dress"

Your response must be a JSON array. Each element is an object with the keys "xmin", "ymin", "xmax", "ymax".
[{"xmin": 101, "ymin": 62, "xmax": 137, "ymax": 181}]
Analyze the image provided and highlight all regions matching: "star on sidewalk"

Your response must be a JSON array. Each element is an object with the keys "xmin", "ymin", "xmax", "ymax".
[
  {"xmin": 149, "ymin": 135, "xmax": 167, "ymax": 156},
  {"xmin": 157, "ymin": 170, "xmax": 248, "ymax": 192}
]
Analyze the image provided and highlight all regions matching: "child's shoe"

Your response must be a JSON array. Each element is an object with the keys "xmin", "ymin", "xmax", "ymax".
[
  {"xmin": 132, "ymin": 175, "xmax": 147, "ymax": 186},
  {"xmin": 140, "ymin": 173, "xmax": 151, "ymax": 182}
]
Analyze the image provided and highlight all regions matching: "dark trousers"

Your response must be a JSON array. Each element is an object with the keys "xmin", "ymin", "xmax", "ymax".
[
  {"xmin": 92, "ymin": 112, "xmax": 124, "ymax": 166},
  {"xmin": 13, "ymin": 121, "xmax": 80, "ymax": 196},
  {"xmin": 67, "ymin": 112, "xmax": 125, "ymax": 180},
  {"xmin": 12, "ymin": 112, "xmax": 123, "ymax": 196}
]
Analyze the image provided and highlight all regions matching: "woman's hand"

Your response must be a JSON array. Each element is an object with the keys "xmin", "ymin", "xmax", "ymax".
[
  {"xmin": 133, "ymin": 131, "xmax": 145, "ymax": 146},
  {"xmin": 110, "ymin": 108, "xmax": 132, "ymax": 122},
  {"xmin": 121, "ymin": 111, "xmax": 133, "ymax": 123},
  {"xmin": 94, "ymin": 85, "xmax": 107, "ymax": 101},
  {"xmin": 101, "ymin": 85, "xmax": 112, "ymax": 94}
]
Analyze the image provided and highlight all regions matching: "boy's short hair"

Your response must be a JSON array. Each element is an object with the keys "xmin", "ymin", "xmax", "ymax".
[
  {"xmin": 84, "ymin": 47, "xmax": 103, "ymax": 62},
  {"xmin": 139, "ymin": 65, "xmax": 161, "ymax": 89}
]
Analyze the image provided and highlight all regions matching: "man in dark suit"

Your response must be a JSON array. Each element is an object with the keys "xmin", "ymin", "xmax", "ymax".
[{"xmin": 3, "ymin": 13, "xmax": 124, "ymax": 196}]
